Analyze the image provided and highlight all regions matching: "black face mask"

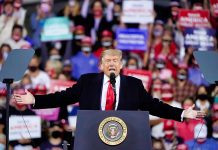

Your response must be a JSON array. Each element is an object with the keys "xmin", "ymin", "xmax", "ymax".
[
  {"xmin": 197, "ymin": 94, "xmax": 208, "ymax": 100},
  {"xmin": 51, "ymin": 131, "xmax": 62, "ymax": 139},
  {"xmin": 28, "ymin": 66, "xmax": 38, "ymax": 72}
]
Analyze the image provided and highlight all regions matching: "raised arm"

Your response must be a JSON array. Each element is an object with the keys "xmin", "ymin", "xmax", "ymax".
[{"xmin": 14, "ymin": 76, "xmax": 84, "ymax": 109}]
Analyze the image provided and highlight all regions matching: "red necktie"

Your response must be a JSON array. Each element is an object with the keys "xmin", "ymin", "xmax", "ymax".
[{"xmin": 105, "ymin": 82, "xmax": 115, "ymax": 110}]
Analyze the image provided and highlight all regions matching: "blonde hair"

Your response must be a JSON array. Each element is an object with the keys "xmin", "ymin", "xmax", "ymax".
[{"xmin": 100, "ymin": 49, "xmax": 122, "ymax": 63}]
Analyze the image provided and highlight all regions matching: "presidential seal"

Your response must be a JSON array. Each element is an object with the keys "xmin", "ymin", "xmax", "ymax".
[{"xmin": 98, "ymin": 117, "xmax": 127, "ymax": 146}]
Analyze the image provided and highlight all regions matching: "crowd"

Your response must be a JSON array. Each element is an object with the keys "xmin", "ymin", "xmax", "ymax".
[{"xmin": 0, "ymin": 0, "xmax": 218, "ymax": 149}]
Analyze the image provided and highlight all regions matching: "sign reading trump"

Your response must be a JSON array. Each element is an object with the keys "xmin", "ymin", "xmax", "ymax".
[
  {"xmin": 116, "ymin": 28, "xmax": 148, "ymax": 51},
  {"xmin": 184, "ymin": 28, "xmax": 216, "ymax": 51},
  {"xmin": 121, "ymin": 0, "xmax": 154, "ymax": 24},
  {"xmin": 122, "ymin": 69, "xmax": 152, "ymax": 91},
  {"xmin": 9, "ymin": 116, "xmax": 41, "ymax": 141},
  {"xmin": 178, "ymin": 9, "xmax": 210, "ymax": 28}
]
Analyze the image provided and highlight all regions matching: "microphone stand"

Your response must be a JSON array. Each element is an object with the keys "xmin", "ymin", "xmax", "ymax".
[{"xmin": 3, "ymin": 78, "xmax": 13, "ymax": 150}]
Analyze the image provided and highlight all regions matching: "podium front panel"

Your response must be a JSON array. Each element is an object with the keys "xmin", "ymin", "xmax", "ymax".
[{"xmin": 74, "ymin": 110, "xmax": 152, "ymax": 150}]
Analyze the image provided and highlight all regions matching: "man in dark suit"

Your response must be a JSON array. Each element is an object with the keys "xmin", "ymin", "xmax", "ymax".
[{"xmin": 14, "ymin": 49, "xmax": 205, "ymax": 121}]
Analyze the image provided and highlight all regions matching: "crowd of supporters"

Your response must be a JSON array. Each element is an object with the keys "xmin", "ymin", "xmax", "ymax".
[{"xmin": 0, "ymin": 0, "xmax": 218, "ymax": 149}]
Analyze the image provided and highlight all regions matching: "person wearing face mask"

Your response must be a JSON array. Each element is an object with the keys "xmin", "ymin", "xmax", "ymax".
[
  {"xmin": 126, "ymin": 56, "xmax": 139, "ymax": 70},
  {"xmin": 13, "ymin": 0, "xmax": 26, "ymax": 26},
  {"xmin": 27, "ymin": 55, "xmax": 51, "ymax": 90},
  {"xmin": 167, "ymin": 0, "xmax": 180, "ymax": 29},
  {"xmin": 176, "ymin": 97, "xmax": 203, "ymax": 142},
  {"xmin": 152, "ymin": 20, "xmax": 164, "ymax": 39},
  {"xmin": 153, "ymin": 55, "xmax": 173, "ymax": 81},
  {"xmin": 70, "ymin": 36, "xmax": 99, "ymax": 80},
  {"xmin": 30, "ymin": 0, "xmax": 55, "ymax": 49},
  {"xmin": 72, "ymin": 25, "xmax": 86, "ymax": 56},
  {"xmin": 0, "ymin": 1, "xmax": 16, "ymax": 46},
  {"xmin": 85, "ymin": 1, "xmax": 112, "ymax": 42},
  {"xmin": 154, "ymin": 33, "xmax": 178, "ymax": 78},
  {"xmin": 94, "ymin": 30, "xmax": 114, "ymax": 58},
  {"xmin": 195, "ymin": 93, "xmax": 211, "ymax": 113},
  {"xmin": 9, "ymin": 88, "xmax": 38, "ymax": 149},
  {"xmin": 173, "ymin": 64, "xmax": 197, "ymax": 103},
  {"xmin": 151, "ymin": 83, "xmax": 181, "ymax": 139},
  {"xmin": 162, "ymin": 120, "xmax": 184, "ymax": 150},
  {"xmin": 5, "ymin": 24, "xmax": 30, "ymax": 49},
  {"xmin": 40, "ymin": 121, "xmax": 64, "ymax": 149},
  {"xmin": 186, "ymin": 123, "xmax": 218, "ymax": 150},
  {"xmin": 58, "ymin": 0, "xmax": 85, "ymax": 27}
]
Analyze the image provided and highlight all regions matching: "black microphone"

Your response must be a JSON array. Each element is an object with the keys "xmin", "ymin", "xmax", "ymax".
[
  {"xmin": 109, "ymin": 72, "xmax": 116, "ymax": 109},
  {"xmin": 109, "ymin": 72, "xmax": 116, "ymax": 89}
]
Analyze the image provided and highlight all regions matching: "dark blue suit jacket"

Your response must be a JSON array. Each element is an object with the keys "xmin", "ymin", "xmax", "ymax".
[{"xmin": 34, "ymin": 73, "xmax": 183, "ymax": 121}]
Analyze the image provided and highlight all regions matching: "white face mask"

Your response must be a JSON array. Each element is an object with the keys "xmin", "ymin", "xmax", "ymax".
[
  {"xmin": 82, "ymin": 47, "xmax": 91, "ymax": 52},
  {"xmin": 3, "ymin": 52, "xmax": 8, "ymax": 60},
  {"xmin": 102, "ymin": 41, "xmax": 112, "ymax": 47},
  {"xmin": 49, "ymin": 55, "xmax": 61, "ymax": 61},
  {"xmin": 127, "ymin": 65, "xmax": 137, "ymax": 70}
]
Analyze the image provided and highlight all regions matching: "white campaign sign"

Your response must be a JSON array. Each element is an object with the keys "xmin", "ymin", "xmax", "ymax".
[
  {"xmin": 122, "ymin": 0, "xmax": 154, "ymax": 24},
  {"xmin": 9, "ymin": 116, "xmax": 41, "ymax": 141}
]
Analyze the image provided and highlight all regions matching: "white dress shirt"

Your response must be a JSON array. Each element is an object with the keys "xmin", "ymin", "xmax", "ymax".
[{"xmin": 101, "ymin": 74, "xmax": 120, "ymax": 110}]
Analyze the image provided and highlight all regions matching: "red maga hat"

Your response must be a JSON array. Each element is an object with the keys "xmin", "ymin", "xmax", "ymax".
[
  {"xmin": 101, "ymin": 30, "xmax": 113, "ymax": 37},
  {"xmin": 163, "ymin": 120, "xmax": 175, "ymax": 131},
  {"xmin": 81, "ymin": 36, "xmax": 92, "ymax": 45}
]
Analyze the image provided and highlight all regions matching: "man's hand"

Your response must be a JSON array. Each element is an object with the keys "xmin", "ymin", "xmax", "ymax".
[
  {"xmin": 13, "ymin": 89, "xmax": 35, "ymax": 105},
  {"xmin": 183, "ymin": 104, "xmax": 206, "ymax": 119}
]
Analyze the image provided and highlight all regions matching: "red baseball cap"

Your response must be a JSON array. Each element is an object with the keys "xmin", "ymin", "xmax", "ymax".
[
  {"xmin": 101, "ymin": 30, "xmax": 113, "ymax": 38},
  {"xmin": 81, "ymin": 36, "xmax": 92, "ymax": 45},
  {"xmin": 163, "ymin": 120, "xmax": 175, "ymax": 131},
  {"xmin": 34, "ymin": 84, "xmax": 47, "ymax": 95}
]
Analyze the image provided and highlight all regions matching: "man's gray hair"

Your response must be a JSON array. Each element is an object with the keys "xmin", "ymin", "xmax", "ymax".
[{"xmin": 100, "ymin": 49, "xmax": 122, "ymax": 63}]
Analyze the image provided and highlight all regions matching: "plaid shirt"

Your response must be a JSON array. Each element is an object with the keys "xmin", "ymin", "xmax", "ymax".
[{"xmin": 173, "ymin": 80, "xmax": 197, "ymax": 103}]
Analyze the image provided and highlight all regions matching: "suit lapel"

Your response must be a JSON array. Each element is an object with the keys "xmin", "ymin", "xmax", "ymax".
[
  {"xmin": 91, "ymin": 73, "xmax": 103, "ymax": 110},
  {"xmin": 117, "ymin": 75, "xmax": 127, "ymax": 110}
]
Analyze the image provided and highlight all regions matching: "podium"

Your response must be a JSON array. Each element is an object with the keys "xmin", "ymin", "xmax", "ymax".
[{"xmin": 73, "ymin": 110, "xmax": 152, "ymax": 150}]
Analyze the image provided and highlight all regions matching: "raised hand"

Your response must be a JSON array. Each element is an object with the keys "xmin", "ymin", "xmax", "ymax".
[
  {"xmin": 13, "ymin": 89, "xmax": 35, "ymax": 105},
  {"xmin": 183, "ymin": 104, "xmax": 206, "ymax": 119}
]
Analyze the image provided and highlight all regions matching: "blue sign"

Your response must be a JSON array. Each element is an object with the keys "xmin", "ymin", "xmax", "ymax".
[
  {"xmin": 41, "ymin": 17, "xmax": 73, "ymax": 42},
  {"xmin": 116, "ymin": 28, "xmax": 148, "ymax": 51},
  {"xmin": 184, "ymin": 28, "xmax": 216, "ymax": 51}
]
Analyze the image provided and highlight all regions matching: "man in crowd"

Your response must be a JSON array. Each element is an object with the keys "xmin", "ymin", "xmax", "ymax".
[{"xmin": 14, "ymin": 49, "xmax": 205, "ymax": 122}]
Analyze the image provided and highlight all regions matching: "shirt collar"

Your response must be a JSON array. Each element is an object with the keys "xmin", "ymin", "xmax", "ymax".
[{"xmin": 103, "ymin": 74, "xmax": 120, "ymax": 85}]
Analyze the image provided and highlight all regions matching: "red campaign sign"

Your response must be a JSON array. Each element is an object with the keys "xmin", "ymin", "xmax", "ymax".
[
  {"xmin": 210, "ymin": 0, "xmax": 218, "ymax": 16},
  {"xmin": 122, "ymin": 68, "xmax": 152, "ymax": 91},
  {"xmin": 178, "ymin": 9, "xmax": 210, "ymax": 28}
]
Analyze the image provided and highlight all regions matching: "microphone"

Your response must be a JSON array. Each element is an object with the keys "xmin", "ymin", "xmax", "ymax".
[
  {"xmin": 109, "ymin": 72, "xmax": 116, "ymax": 110},
  {"xmin": 109, "ymin": 72, "xmax": 116, "ymax": 89}
]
